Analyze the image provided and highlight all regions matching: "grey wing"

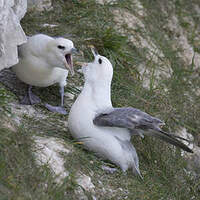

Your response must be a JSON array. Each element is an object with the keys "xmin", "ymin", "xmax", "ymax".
[
  {"xmin": 94, "ymin": 107, "xmax": 163, "ymax": 131},
  {"xmin": 93, "ymin": 107, "xmax": 193, "ymax": 153}
]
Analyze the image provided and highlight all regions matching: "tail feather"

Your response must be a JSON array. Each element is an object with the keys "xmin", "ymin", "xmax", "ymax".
[
  {"xmin": 150, "ymin": 130, "xmax": 193, "ymax": 153},
  {"xmin": 162, "ymin": 131, "xmax": 192, "ymax": 142},
  {"xmin": 132, "ymin": 161, "xmax": 143, "ymax": 179},
  {"xmin": 130, "ymin": 143, "xmax": 143, "ymax": 179}
]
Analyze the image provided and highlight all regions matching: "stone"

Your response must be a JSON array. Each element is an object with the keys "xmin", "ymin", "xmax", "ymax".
[
  {"xmin": 12, "ymin": 0, "xmax": 27, "ymax": 19},
  {"xmin": 33, "ymin": 136, "xmax": 72, "ymax": 183},
  {"xmin": 113, "ymin": 8, "xmax": 172, "ymax": 89},
  {"xmin": 96, "ymin": 0, "xmax": 117, "ymax": 5},
  {"xmin": 76, "ymin": 173, "xmax": 95, "ymax": 192},
  {"xmin": 75, "ymin": 173, "xmax": 95, "ymax": 200},
  {"xmin": 186, "ymin": 146, "xmax": 200, "ymax": 174},
  {"xmin": 0, "ymin": 0, "xmax": 27, "ymax": 71},
  {"xmin": 2, "ymin": 118, "xmax": 17, "ymax": 132},
  {"xmin": 75, "ymin": 187, "xmax": 89, "ymax": 200},
  {"xmin": 166, "ymin": 14, "xmax": 200, "ymax": 70},
  {"xmin": 8, "ymin": 102, "xmax": 46, "ymax": 121},
  {"xmin": 97, "ymin": 0, "xmax": 146, "ymax": 17},
  {"xmin": 176, "ymin": 128, "xmax": 200, "ymax": 175},
  {"xmin": 175, "ymin": 128, "xmax": 194, "ymax": 156}
]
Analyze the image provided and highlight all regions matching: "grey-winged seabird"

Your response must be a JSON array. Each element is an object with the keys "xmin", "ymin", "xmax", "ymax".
[{"xmin": 68, "ymin": 48, "xmax": 193, "ymax": 177}]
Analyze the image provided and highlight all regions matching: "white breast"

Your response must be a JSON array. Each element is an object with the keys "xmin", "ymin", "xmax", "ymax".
[
  {"xmin": 68, "ymin": 85, "xmax": 131, "ymax": 142},
  {"xmin": 13, "ymin": 56, "xmax": 68, "ymax": 87},
  {"xmin": 12, "ymin": 34, "xmax": 69, "ymax": 87}
]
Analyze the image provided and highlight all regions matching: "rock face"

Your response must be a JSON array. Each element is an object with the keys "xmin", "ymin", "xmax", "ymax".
[
  {"xmin": 177, "ymin": 128, "xmax": 200, "ymax": 175},
  {"xmin": 34, "ymin": 136, "xmax": 72, "ymax": 183},
  {"xmin": 0, "ymin": 0, "xmax": 27, "ymax": 71}
]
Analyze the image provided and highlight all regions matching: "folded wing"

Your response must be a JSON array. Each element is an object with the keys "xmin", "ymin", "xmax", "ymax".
[{"xmin": 93, "ymin": 107, "xmax": 193, "ymax": 153}]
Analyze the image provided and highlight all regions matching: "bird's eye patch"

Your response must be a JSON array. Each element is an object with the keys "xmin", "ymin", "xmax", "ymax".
[
  {"xmin": 57, "ymin": 45, "xmax": 65, "ymax": 50},
  {"xmin": 98, "ymin": 58, "xmax": 102, "ymax": 64}
]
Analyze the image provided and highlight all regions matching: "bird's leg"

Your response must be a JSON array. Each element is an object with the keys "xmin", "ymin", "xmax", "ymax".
[
  {"xmin": 44, "ymin": 86, "xmax": 67, "ymax": 115},
  {"xmin": 20, "ymin": 85, "xmax": 41, "ymax": 105},
  {"xmin": 60, "ymin": 85, "xmax": 64, "ymax": 107},
  {"xmin": 28, "ymin": 86, "xmax": 41, "ymax": 104}
]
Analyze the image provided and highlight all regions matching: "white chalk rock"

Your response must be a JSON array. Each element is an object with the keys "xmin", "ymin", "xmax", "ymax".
[
  {"xmin": 176, "ymin": 127, "xmax": 200, "ymax": 175},
  {"xmin": 0, "ymin": 0, "xmax": 27, "ymax": 71},
  {"xmin": 76, "ymin": 173, "xmax": 95, "ymax": 192},
  {"xmin": 33, "ymin": 136, "xmax": 72, "ymax": 183}
]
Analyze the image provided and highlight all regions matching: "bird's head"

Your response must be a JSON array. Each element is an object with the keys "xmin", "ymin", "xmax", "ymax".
[
  {"xmin": 81, "ymin": 47, "xmax": 113, "ymax": 85},
  {"xmin": 47, "ymin": 37, "xmax": 77, "ymax": 75}
]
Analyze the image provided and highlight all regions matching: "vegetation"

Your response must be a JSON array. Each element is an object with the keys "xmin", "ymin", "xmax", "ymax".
[{"xmin": 0, "ymin": 0, "xmax": 200, "ymax": 199}]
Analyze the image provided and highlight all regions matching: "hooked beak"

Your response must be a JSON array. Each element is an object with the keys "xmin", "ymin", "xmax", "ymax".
[
  {"xmin": 71, "ymin": 47, "xmax": 78, "ymax": 54},
  {"xmin": 87, "ymin": 45, "xmax": 98, "ymax": 57},
  {"xmin": 74, "ymin": 46, "xmax": 98, "ymax": 68},
  {"xmin": 90, "ymin": 46, "xmax": 98, "ymax": 57}
]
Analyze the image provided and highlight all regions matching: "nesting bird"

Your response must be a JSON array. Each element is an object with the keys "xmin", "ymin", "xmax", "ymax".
[
  {"xmin": 12, "ymin": 34, "xmax": 77, "ymax": 114},
  {"xmin": 68, "ymin": 48, "xmax": 193, "ymax": 177}
]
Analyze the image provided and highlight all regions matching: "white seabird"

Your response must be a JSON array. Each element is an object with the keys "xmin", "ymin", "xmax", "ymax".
[
  {"xmin": 68, "ymin": 48, "xmax": 193, "ymax": 177},
  {"xmin": 12, "ymin": 34, "xmax": 77, "ymax": 114}
]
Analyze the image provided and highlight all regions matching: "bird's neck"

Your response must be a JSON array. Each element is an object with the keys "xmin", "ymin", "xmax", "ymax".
[{"xmin": 80, "ymin": 81, "xmax": 112, "ymax": 111}]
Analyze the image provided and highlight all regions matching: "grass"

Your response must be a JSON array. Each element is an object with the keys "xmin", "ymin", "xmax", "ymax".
[
  {"xmin": 0, "ymin": 0, "xmax": 200, "ymax": 199},
  {"xmin": 0, "ymin": 125, "xmax": 76, "ymax": 200}
]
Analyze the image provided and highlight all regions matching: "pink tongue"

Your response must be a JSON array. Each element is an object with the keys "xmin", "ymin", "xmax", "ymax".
[{"xmin": 65, "ymin": 54, "xmax": 74, "ymax": 75}]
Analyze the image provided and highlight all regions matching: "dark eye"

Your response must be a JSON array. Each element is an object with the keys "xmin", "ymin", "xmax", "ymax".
[
  {"xmin": 57, "ymin": 45, "xmax": 65, "ymax": 50},
  {"xmin": 98, "ymin": 58, "xmax": 102, "ymax": 64}
]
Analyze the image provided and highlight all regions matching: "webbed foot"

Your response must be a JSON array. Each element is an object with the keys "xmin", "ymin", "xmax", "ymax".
[
  {"xmin": 20, "ymin": 86, "xmax": 41, "ymax": 105},
  {"xmin": 44, "ymin": 103, "xmax": 67, "ymax": 115}
]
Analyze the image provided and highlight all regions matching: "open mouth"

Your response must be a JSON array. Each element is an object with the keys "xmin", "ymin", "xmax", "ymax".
[{"xmin": 65, "ymin": 54, "xmax": 74, "ymax": 75}]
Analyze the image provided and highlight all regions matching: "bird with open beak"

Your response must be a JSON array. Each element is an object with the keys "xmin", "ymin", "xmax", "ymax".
[{"xmin": 12, "ymin": 34, "xmax": 77, "ymax": 114}]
